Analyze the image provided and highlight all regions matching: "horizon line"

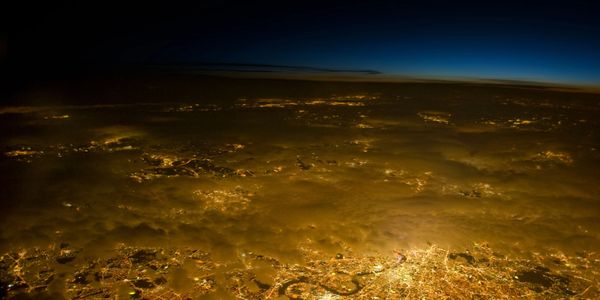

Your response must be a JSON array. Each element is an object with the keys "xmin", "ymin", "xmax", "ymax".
[{"xmin": 144, "ymin": 62, "xmax": 600, "ymax": 93}]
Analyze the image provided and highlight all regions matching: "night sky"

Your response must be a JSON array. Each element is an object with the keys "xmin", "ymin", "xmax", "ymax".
[{"xmin": 7, "ymin": 1, "xmax": 600, "ymax": 87}]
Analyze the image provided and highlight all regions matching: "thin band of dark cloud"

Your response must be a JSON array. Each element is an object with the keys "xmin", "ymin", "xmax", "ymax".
[{"xmin": 149, "ymin": 62, "xmax": 382, "ymax": 75}]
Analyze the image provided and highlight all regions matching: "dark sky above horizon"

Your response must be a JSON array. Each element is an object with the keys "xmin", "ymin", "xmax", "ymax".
[{"xmin": 7, "ymin": 0, "xmax": 600, "ymax": 86}]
